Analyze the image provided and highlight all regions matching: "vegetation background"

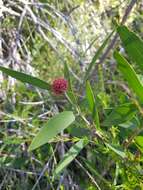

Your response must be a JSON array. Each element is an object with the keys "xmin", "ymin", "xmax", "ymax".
[{"xmin": 0, "ymin": 0, "xmax": 143, "ymax": 189}]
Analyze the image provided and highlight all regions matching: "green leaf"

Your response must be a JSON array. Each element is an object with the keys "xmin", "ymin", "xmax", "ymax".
[
  {"xmin": 64, "ymin": 62, "xmax": 77, "ymax": 105},
  {"xmin": 84, "ymin": 30, "xmax": 114, "ymax": 81},
  {"xmin": 135, "ymin": 136, "xmax": 143, "ymax": 153},
  {"xmin": 86, "ymin": 81, "xmax": 96, "ymax": 113},
  {"xmin": 105, "ymin": 143, "xmax": 126, "ymax": 159},
  {"xmin": 0, "ymin": 66, "xmax": 50, "ymax": 90},
  {"xmin": 114, "ymin": 51, "xmax": 143, "ymax": 103},
  {"xmin": 64, "ymin": 62, "xmax": 72, "ymax": 90},
  {"xmin": 86, "ymin": 81, "xmax": 100, "ymax": 129},
  {"xmin": 117, "ymin": 25, "xmax": 143, "ymax": 71},
  {"xmin": 119, "ymin": 117, "xmax": 139, "ymax": 129},
  {"xmin": 53, "ymin": 138, "xmax": 88, "ymax": 177},
  {"xmin": 103, "ymin": 103, "xmax": 137, "ymax": 126},
  {"xmin": 29, "ymin": 111, "xmax": 75, "ymax": 151},
  {"xmin": 68, "ymin": 123, "xmax": 90, "ymax": 138}
]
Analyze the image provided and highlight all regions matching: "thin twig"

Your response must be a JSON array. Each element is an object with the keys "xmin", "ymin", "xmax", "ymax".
[
  {"xmin": 0, "ymin": 172, "xmax": 8, "ymax": 190},
  {"xmin": 31, "ymin": 144, "xmax": 58, "ymax": 190},
  {"xmin": 92, "ymin": 0, "xmax": 137, "ymax": 72},
  {"xmin": 75, "ymin": 159, "xmax": 101, "ymax": 190}
]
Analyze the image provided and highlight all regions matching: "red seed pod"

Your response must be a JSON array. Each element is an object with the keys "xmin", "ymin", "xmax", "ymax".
[{"xmin": 52, "ymin": 78, "xmax": 68, "ymax": 95}]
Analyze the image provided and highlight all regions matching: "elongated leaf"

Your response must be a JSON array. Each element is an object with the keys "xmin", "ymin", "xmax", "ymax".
[
  {"xmin": 86, "ymin": 81, "xmax": 100, "ymax": 129},
  {"xmin": 84, "ymin": 30, "xmax": 114, "ymax": 81},
  {"xmin": 64, "ymin": 62, "xmax": 77, "ymax": 105},
  {"xmin": 117, "ymin": 25, "xmax": 143, "ymax": 71},
  {"xmin": 114, "ymin": 51, "xmax": 143, "ymax": 103},
  {"xmin": 86, "ymin": 81, "xmax": 95, "ymax": 113},
  {"xmin": 103, "ymin": 103, "xmax": 137, "ymax": 126},
  {"xmin": 105, "ymin": 143, "xmax": 126, "ymax": 159},
  {"xmin": 29, "ymin": 111, "xmax": 75, "ymax": 151},
  {"xmin": 0, "ymin": 66, "xmax": 50, "ymax": 90},
  {"xmin": 64, "ymin": 62, "xmax": 72, "ymax": 89},
  {"xmin": 53, "ymin": 138, "xmax": 88, "ymax": 177}
]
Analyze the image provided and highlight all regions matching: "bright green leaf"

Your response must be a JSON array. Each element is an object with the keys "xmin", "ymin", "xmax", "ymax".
[
  {"xmin": 86, "ymin": 81, "xmax": 100, "ymax": 129},
  {"xmin": 29, "ymin": 111, "xmax": 75, "ymax": 151},
  {"xmin": 135, "ymin": 136, "xmax": 143, "ymax": 153},
  {"xmin": 114, "ymin": 51, "xmax": 143, "ymax": 103},
  {"xmin": 86, "ymin": 81, "xmax": 95, "ymax": 113}
]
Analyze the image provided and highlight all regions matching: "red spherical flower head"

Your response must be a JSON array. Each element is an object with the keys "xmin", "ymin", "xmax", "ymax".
[{"xmin": 52, "ymin": 78, "xmax": 68, "ymax": 95}]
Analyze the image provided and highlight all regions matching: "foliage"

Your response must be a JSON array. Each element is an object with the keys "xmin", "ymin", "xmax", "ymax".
[{"xmin": 1, "ymin": 1, "xmax": 143, "ymax": 190}]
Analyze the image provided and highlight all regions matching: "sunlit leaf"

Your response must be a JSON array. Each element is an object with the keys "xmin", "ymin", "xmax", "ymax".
[
  {"xmin": 86, "ymin": 81, "xmax": 95, "ymax": 113},
  {"xmin": 86, "ymin": 81, "xmax": 100, "ymax": 129},
  {"xmin": 29, "ymin": 111, "xmax": 75, "ymax": 151},
  {"xmin": 135, "ymin": 136, "xmax": 143, "ymax": 153}
]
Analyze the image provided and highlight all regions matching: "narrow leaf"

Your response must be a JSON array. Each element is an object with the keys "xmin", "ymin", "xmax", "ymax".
[
  {"xmin": 0, "ymin": 66, "xmax": 50, "ymax": 90},
  {"xmin": 64, "ymin": 62, "xmax": 72, "ymax": 90},
  {"xmin": 117, "ymin": 25, "xmax": 143, "ymax": 71},
  {"xmin": 64, "ymin": 62, "xmax": 77, "ymax": 105},
  {"xmin": 53, "ymin": 138, "xmax": 88, "ymax": 177},
  {"xmin": 29, "ymin": 111, "xmax": 75, "ymax": 151},
  {"xmin": 106, "ymin": 143, "xmax": 126, "ymax": 159},
  {"xmin": 84, "ymin": 30, "xmax": 114, "ymax": 81},
  {"xmin": 86, "ymin": 81, "xmax": 100, "ymax": 129},
  {"xmin": 86, "ymin": 81, "xmax": 95, "ymax": 112},
  {"xmin": 114, "ymin": 51, "xmax": 143, "ymax": 103}
]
